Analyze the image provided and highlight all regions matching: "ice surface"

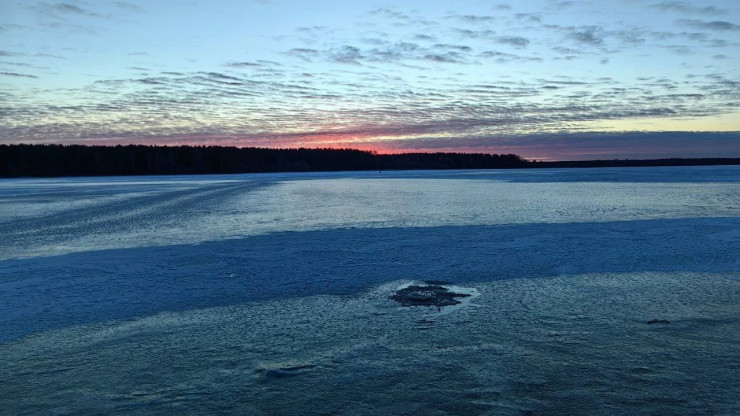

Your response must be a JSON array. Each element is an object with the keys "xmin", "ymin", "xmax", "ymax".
[
  {"xmin": 2, "ymin": 217, "xmax": 738, "ymax": 343},
  {"xmin": 1, "ymin": 166, "xmax": 739, "ymax": 414},
  {"xmin": 2, "ymin": 166, "xmax": 738, "ymax": 260},
  {"xmin": 1, "ymin": 272, "xmax": 738, "ymax": 415}
]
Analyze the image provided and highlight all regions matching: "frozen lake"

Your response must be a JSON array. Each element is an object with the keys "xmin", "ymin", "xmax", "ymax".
[{"xmin": 1, "ymin": 166, "xmax": 739, "ymax": 415}]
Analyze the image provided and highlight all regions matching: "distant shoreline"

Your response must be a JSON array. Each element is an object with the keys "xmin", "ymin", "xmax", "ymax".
[
  {"xmin": 528, "ymin": 158, "xmax": 740, "ymax": 169},
  {"xmin": 1, "ymin": 144, "xmax": 739, "ymax": 178}
]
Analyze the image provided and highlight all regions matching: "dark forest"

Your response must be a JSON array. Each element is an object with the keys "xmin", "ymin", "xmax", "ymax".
[{"xmin": 1, "ymin": 144, "xmax": 738, "ymax": 177}]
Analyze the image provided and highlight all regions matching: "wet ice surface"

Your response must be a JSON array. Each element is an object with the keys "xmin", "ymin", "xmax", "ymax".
[{"xmin": 1, "ymin": 166, "xmax": 740, "ymax": 415}]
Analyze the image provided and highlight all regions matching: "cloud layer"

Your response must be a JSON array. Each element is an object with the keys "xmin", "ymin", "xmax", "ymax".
[{"xmin": 0, "ymin": 0, "xmax": 738, "ymax": 159}]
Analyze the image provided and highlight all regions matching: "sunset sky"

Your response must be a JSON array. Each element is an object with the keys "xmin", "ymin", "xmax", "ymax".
[{"xmin": 1, "ymin": 0, "xmax": 739, "ymax": 160}]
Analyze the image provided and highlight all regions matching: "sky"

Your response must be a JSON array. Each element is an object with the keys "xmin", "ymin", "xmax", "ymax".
[{"xmin": 1, "ymin": 0, "xmax": 739, "ymax": 160}]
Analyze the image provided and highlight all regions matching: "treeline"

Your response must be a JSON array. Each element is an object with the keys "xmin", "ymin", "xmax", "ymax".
[
  {"xmin": 0, "ymin": 144, "xmax": 526, "ymax": 177},
  {"xmin": 1, "ymin": 144, "xmax": 738, "ymax": 178},
  {"xmin": 533, "ymin": 158, "xmax": 740, "ymax": 168}
]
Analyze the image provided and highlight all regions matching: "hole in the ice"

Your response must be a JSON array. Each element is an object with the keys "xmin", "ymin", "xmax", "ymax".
[{"xmin": 389, "ymin": 284, "xmax": 471, "ymax": 307}]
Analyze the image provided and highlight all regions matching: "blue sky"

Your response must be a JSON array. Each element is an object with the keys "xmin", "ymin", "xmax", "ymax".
[{"xmin": 1, "ymin": 0, "xmax": 739, "ymax": 159}]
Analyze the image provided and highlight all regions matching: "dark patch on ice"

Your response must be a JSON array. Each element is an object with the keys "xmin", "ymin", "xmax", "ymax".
[
  {"xmin": 257, "ymin": 364, "xmax": 316, "ymax": 379},
  {"xmin": 389, "ymin": 285, "xmax": 471, "ymax": 307},
  {"xmin": 647, "ymin": 319, "xmax": 670, "ymax": 325}
]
